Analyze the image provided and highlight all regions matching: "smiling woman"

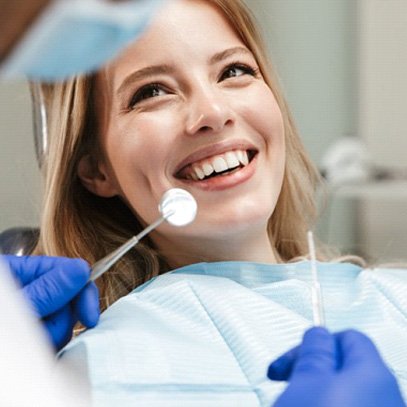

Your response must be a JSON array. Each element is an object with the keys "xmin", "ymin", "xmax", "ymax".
[
  {"xmin": 35, "ymin": 0, "xmax": 320, "ymax": 307},
  {"xmin": 82, "ymin": 0, "xmax": 289, "ymax": 269},
  {"xmin": 31, "ymin": 0, "xmax": 407, "ymax": 405}
]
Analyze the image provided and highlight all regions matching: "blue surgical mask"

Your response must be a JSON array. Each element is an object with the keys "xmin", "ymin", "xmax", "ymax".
[{"xmin": 0, "ymin": 0, "xmax": 168, "ymax": 81}]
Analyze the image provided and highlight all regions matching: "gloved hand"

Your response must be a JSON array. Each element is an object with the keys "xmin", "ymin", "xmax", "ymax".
[
  {"xmin": 268, "ymin": 327, "xmax": 406, "ymax": 407},
  {"xmin": 1, "ymin": 255, "xmax": 100, "ymax": 350}
]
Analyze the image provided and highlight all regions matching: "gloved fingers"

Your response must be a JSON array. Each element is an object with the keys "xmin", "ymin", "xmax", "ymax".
[
  {"xmin": 1, "ymin": 255, "xmax": 46, "ymax": 285},
  {"xmin": 336, "ymin": 330, "xmax": 388, "ymax": 370},
  {"xmin": 43, "ymin": 305, "xmax": 75, "ymax": 350},
  {"xmin": 23, "ymin": 259, "xmax": 90, "ymax": 318},
  {"xmin": 267, "ymin": 345, "xmax": 300, "ymax": 380},
  {"xmin": 269, "ymin": 327, "xmax": 335, "ymax": 381},
  {"xmin": 336, "ymin": 330, "xmax": 406, "ymax": 404},
  {"xmin": 72, "ymin": 282, "xmax": 100, "ymax": 328},
  {"xmin": 290, "ymin": 327, "xmax": 336, "ymax": 378},
  {"xmin": 2, "ymin": 255, "xmax": 83, "ymax": 285}
]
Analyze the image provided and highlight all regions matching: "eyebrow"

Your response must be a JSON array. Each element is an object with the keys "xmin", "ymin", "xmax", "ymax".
[
  {"xmin": 116, "ymin": 64, "xmax": 175, "ymax": 96},
  {"xmin": 209, "ymin": 46, "xmax": 252, "ymax": 65},
  {"xmin": 116, "ymin": 46, "xmax": 252, "ymax": 96}
]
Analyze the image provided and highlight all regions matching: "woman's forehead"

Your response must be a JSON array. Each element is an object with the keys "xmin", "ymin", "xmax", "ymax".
[{"xmin": 108, "ymin": 0, "xmax": 246, "ymax": 78}]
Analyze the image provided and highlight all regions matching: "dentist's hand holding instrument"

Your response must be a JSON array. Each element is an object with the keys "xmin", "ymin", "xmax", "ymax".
[
  {"xmin": 1, "ymin": 254, "xmax": 99, "ymax": 350},
  {"xmin": 267, "ymin": 232, "xmax": 405, "ymax": 407},
  {"xmin": 268, "ymin": 327, "xmax": 406, "ymax": 407},
  {"xmin": 0, "ymin": 189, "xmax": 196, "ymax": 351}
]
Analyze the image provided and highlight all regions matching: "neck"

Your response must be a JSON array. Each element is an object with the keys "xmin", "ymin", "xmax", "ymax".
[{"xmin": 153, "ymin": 228, "xmax": 278, "ymax": 269}]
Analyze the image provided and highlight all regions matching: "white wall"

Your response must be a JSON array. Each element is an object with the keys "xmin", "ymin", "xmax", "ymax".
[
  {"xmin": 246, "ymin": 0, "xmax": 358, "ymax": 252},
  {"xmin": 358, "ymin": 0, "xmax": 407, "ymax": 262},
  {"xmin": 0, "ymin": 82, "xmax": 41, "ymax": 231}
]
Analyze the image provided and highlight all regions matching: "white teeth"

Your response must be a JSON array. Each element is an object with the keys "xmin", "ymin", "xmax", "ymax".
[
  {"xmin": 224, "ymin": 151, "xmax": 240, "ymax": 168},
  {"xmin": 212, "ymin": 156, "xmax": 228, "ymax": 173},
  {"xmin": 185, "ymin": 149, "xmax": 252, "ymax": 181},
  {"xmin": 202, "ymin": 162, "xmax": 214, "ymax": 177},
  {"xmin": 194, "ymin": 166, "xmax": 205, "ymax": 180},
  {"xmin": 237, "ymin": 150, "xmax": 249, "ymax": 166}
]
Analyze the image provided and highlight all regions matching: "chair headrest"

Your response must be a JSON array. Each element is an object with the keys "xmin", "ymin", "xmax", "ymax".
[{"xmin": 0, "ymin": 227, "xmax": 39, "ymax": 255}]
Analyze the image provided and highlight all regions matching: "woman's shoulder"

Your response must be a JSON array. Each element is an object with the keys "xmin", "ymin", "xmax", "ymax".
[{"xmin": 362, "ymin": 264, "xmax": 407, "ymax": 282}]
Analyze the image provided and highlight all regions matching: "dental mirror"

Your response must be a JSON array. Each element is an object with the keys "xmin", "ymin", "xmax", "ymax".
[
  {"xmin": 159, "ymin": 188, "xmax": 198, "ymax": 227},
  {"xmin": 89, "ymin": 188, "xmax": 197, "ymax": 282}
]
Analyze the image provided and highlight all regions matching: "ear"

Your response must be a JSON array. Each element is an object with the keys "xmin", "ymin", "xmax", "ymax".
[{"xmin": 77, "ymin": 154, "xmax": 119, "ymax": 198}]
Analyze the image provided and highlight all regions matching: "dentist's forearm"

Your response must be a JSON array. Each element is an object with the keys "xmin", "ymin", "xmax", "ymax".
[{"xmin": 0, "ymin": 0, "xmax": 52, "ymax": 61}]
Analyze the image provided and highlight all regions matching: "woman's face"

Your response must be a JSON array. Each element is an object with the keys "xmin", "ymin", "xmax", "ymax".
[{"xmin": 88, "ymin": 0, "xmax": 285, "ymax": 261}]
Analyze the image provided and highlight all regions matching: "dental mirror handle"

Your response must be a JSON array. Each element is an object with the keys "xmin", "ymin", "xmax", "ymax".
[
  {"xmin": 89, "ymin": 188, "xmax": 196, "ymax": 282},
  {"xmin": 89, "ymin": 215, "xmax": 167, "ymax": 282}
]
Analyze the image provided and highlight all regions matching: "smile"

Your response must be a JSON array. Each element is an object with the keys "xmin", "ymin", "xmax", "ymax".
[{"xmin": 176, "ymin": 149, "xmax": 257, "ymax": 181}]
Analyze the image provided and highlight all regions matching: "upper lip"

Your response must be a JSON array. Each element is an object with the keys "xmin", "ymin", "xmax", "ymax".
[{"xmin": 173, "ymin": 139, "xmax": 258, "ymax": 177}]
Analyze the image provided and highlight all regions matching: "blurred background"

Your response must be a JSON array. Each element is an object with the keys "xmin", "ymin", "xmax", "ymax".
[{"xmin": 0, "ymin": 0, "xmax": 406, "ymax": 262}]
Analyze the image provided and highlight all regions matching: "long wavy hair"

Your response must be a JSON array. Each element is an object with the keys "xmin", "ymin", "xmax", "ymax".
[{"xmin": 33, "ymin": 0, "xmax": 331, "ymax": 310}]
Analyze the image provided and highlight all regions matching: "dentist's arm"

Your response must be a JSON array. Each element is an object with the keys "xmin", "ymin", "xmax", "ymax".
[
  {"xmin": 1, "ymin": 255, "xmax": 99, "ymax": 350},
  {"xmin": 268, "ymin": 327, "xmax": 406, "ymax": 407}
]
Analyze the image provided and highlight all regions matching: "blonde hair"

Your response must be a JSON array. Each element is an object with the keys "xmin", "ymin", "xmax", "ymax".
[{"xmin": 33, "ymin": 0, "xmax": 333, "ymax": 310}]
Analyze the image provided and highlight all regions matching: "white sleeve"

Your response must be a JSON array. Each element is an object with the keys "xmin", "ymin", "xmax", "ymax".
[{"xmin": 0, "ymin": 259, "xmax": 90, "ymax": 407}]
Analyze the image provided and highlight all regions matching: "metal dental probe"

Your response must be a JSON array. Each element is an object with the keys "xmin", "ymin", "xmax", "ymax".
[{"xmin": 307, "ymin": 230, "xmax": 325, "ymax": 326}]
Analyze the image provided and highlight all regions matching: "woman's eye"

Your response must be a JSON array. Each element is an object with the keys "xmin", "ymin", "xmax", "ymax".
[
  {"xmin": 219, "ymin": 64, "xmax": 257, "ymax": 82},
  {"xmin": 128, "ymin": 84, "xmax": 167, "ymax": 108}
]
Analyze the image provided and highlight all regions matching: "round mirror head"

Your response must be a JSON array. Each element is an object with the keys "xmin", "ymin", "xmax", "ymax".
[{"xmin": 159, "ymin": 188, "xmax": 197, "ymax": 227}]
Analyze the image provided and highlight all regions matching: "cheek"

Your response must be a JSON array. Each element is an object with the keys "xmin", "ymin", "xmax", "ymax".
[
  {"xmin": 107, "ymin": 114, "xmax": 175, "ymax": 173},
  {"xmin": 238, "ymin": 86, "xmax": 285, "ymax": 150},
  {"xmin": 257, "ymin": 88, "xmax": 284, "ymax": 139},
  {"xmin": 243, "ymin": 87, "xmax": 286, "ymax": 190},
  {"xmin": 102, "ymin": 113, "xmax": 181, "ymax": 216}
]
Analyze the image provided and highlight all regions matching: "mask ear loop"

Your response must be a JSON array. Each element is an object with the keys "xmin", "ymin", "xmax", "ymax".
[{"xmin": 30, "ymin": 82, "xmax": 48, "ymax": 168}]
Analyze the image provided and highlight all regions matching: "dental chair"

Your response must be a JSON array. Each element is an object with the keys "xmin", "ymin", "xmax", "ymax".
[
  {"xmin": 0, "ymin": 84, "xmax": 44, "ymax": 256},
  {"xmin": 0, "ymin": 227, "xmax": 39, "ymax": 255}
]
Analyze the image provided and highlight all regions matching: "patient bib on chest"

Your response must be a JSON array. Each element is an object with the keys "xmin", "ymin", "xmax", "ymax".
[{"xmin": 60, "ymin": 261, "xmax": 407, "ymax": 406}]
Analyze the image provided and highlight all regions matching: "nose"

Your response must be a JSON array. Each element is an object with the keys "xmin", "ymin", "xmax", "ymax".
[{"xmin": 185, "ymin": 85, "xmax": 234, "ymax": 135}]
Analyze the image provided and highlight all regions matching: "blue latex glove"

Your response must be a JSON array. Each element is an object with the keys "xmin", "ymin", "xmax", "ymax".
[
  {"xmin": 268, "ymin": 327, "xmax": 406, "ymax": 407},
  {"xmin": 1, "ymin": 255, "xmax": 100, "ymax": 350}
]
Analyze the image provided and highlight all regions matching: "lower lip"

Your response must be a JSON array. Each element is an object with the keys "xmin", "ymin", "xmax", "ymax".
[{"xmin": 178, "ymin": 154, "xmax": 258, "ymax": 191}]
